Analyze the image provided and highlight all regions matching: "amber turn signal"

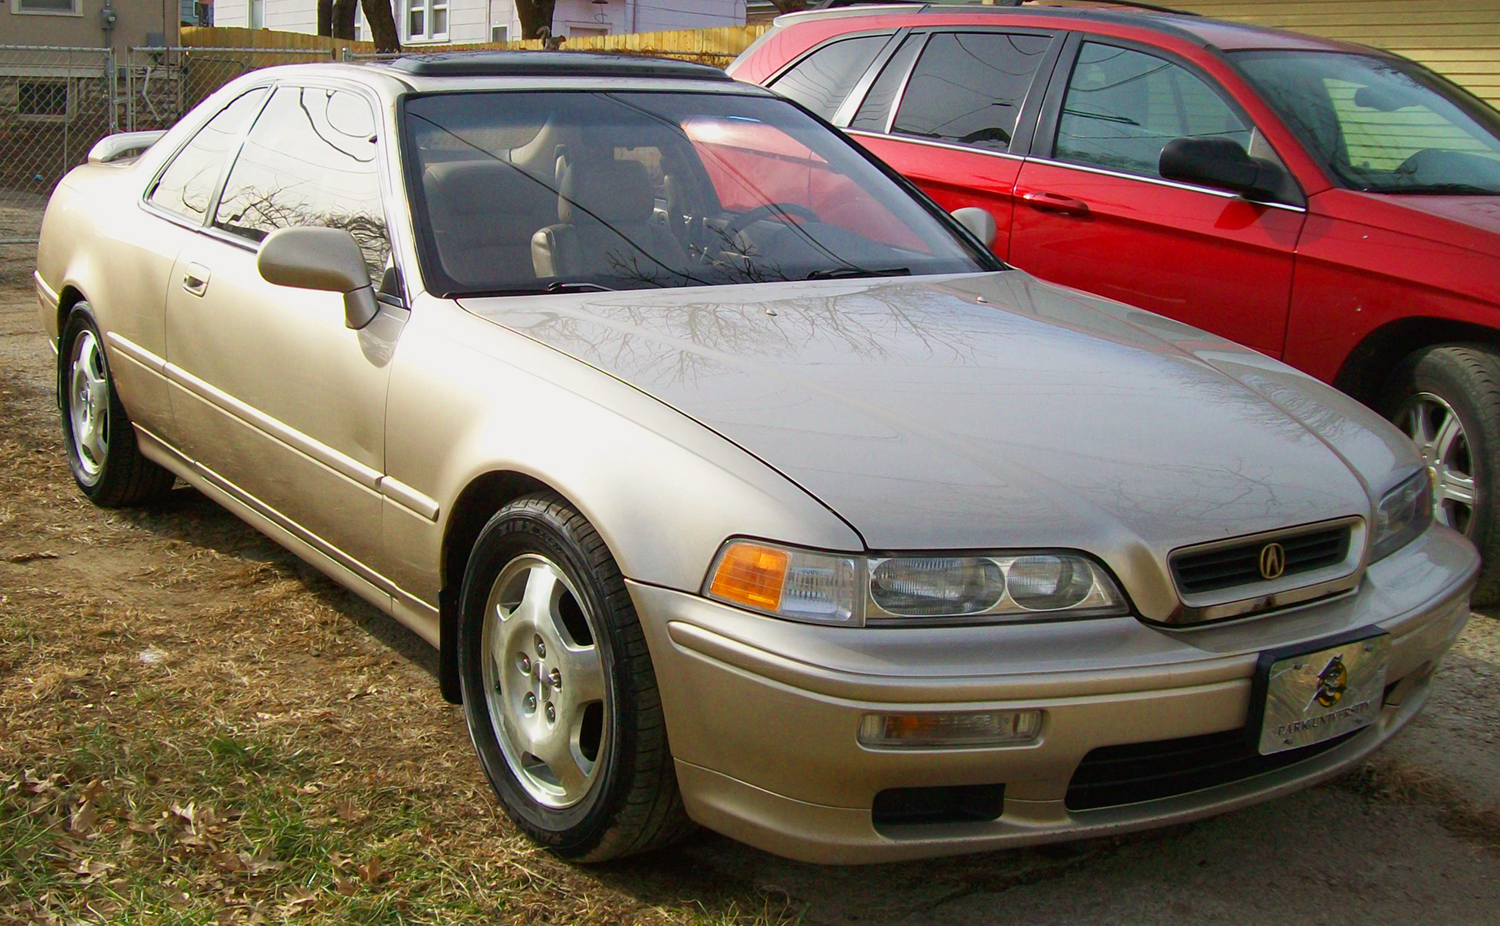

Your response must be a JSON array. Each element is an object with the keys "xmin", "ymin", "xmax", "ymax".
[{"xmin": 708, "ymin": 542, "xmax": 790, "ymax": 610}]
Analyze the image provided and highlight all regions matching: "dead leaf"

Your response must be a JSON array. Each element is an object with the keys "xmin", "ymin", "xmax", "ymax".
[
  {"xmin": 333, "ymin": 875, "xmax": 358, "ymax": 896},
  {"xmin": 285, "ymin": 886, "xmax": 317, "ymax": 906},
  {"xmin": 6, "ymin": 551, "xmax": 59, "ymax": 563},
  {"xmin": 334, "ymin": 800, "xmax": 366, "ymax": 824},
  {"xmin": 357, "ymin": 854, "xmax": 389, "ymax": 887}
]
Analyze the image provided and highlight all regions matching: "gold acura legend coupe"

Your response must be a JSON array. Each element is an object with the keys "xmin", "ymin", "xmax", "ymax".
[{"xmin": 34, "ymin": 53, "xmax": 1477, "ymax": 863}]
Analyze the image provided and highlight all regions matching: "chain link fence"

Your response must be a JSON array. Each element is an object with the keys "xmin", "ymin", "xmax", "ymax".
[
  {"xmin": 1, "ymin": 44, "xmax": 334, "ymax": 284},
  {"xmin": 0, "ymin": 45, "xmax": 114, "ymax": 284}
]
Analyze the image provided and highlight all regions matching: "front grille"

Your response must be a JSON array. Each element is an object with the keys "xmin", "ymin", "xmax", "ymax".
[
  {"xmin": 1065, "ymin": 726, "xmax": 1363, "ymax": 811},
  {"xmin": 1172, "ymin": 524, "xmax": 1351, "ymax": 596}
]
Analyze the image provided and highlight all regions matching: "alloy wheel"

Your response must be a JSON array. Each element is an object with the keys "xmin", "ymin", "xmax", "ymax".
[
  {"xmin": 1398, "ymin": 392, "xmax": 1477, "ymax": 533},
  {"xmin": 480, "ymin": 553, "xmax": 609, "ymax": 809},
  {"xmin": 68, "ymin": 329, "xmax": 110, "ymax": 486}
]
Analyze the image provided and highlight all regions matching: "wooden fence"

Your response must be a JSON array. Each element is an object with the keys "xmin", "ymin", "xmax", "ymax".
[{"xmin": 179, "ymin": 23, "xmax": 770, "ymax": 65}]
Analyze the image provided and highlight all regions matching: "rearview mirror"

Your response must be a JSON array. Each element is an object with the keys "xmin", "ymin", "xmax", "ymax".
[
  {"xmin": 257, "ymin": 227, "xmax": 378, "ymax": 329},
  {"xmin": 1159, "ymin": 137, "xmax": 1289, "ymax": 204},
  {"xmin": 951, "ymin": 207, "xmax": 998, "ymax": 248},
  {"xmin": 1353, "ymin": 85, "xmax": 1409, "ymax": 112}
]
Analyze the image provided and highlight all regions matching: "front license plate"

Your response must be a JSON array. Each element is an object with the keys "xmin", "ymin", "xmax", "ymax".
[{"xmin": 1256, "ymin": 635, "xmax": 1389, "ymax": 756}]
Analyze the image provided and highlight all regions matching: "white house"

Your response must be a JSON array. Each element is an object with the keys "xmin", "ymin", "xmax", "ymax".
[{"xmin": 213, "ymin": 0, "xmax": 747, "ymax": 46}]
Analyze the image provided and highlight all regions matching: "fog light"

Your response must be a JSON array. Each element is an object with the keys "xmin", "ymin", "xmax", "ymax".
[{"xmin": 857, "ymin": 709, "xmax": 1042, "ymax": 749}]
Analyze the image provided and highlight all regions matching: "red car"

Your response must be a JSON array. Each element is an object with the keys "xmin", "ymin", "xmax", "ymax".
[{"xmin": 730, "ymin": 0, "xmax": 1500, "ymax": 603}]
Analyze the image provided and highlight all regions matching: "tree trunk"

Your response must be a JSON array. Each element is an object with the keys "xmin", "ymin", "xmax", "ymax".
[
  {"xmin": 317, "ymin": 0, "xmax": 334, "ymax": 35},
  {"xmin": 331, "ymin": 0, "xmax": 358, "ymax": 39},
  {"xmin": 515, "ymin": 0, "xmax": 557, "ymax": 40},
  {"xmin": 360, "ymin": 0, "xmax": 402, "ymax": 51}
]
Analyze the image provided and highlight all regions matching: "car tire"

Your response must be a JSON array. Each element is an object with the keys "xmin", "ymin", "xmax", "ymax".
[
  {"xmin": 457, "ymin": 492, "xmax": 693, "ymax": 861},
  {"xmin": 58, "ymin": 305, "xmax": 176, "ymax": 508},
  {"xmin": 1384, "ymin": 343, "xmax": 1500, "ymax": 605}
]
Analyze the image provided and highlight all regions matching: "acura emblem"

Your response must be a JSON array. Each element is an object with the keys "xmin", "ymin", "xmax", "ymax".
[{"xmin": 1259, "ymin": 542, "xmax": 1286, "ymax": 580}]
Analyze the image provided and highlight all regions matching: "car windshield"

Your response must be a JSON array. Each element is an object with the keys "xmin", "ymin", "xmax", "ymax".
[
  {"xmin": 401, "ymin": 90, "xmax": 995, "ymax": 296},
  {"xmin": 1232, "ymin": 50, "xmax": 1500, "ymax": 195}
]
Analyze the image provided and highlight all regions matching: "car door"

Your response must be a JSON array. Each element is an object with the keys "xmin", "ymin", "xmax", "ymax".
[
  {"xmin": 116, "ymin": 87, "xmax": 269, "ymax": 438},
  {"xmin": 1010, "ymin": 37, "xmax": 1306, "ymax": 357},
  {"xmin": 164, "ymin": 82, "xmax": 402, "ymax": 576},
  {"xmin": 837, "ymin": 28, "xmax": 1062, "ymax": 261}
]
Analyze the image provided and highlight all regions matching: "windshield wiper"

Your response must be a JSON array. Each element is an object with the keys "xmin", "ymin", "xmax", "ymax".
[
  {"xmin": 806, "ymin": 266, "xmax": 912, "ymax": 280},
  {"xmin": 545, "ymin": 280, "xmax": 617, "ymax": 293}
]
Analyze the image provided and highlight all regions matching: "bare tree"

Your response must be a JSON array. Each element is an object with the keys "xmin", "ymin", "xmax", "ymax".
[
  {"xmin": 515, "ymin": 0, "xmax": 558, "ymax": 40},
  {"xmin": 359, "ymin": 0, "xmax": 402, "ymax": 51},
  {"xmin": 320, "ymin": 0, "xmax": 401, "ymax": 52}
]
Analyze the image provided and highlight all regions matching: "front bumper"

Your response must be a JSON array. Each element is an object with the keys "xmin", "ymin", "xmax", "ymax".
[{"xmin": 630, "ymin": 526, "xmax": 1477, "ymax": 863}]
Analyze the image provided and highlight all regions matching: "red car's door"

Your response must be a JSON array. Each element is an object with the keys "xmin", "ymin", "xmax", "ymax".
[
  {"xmin": 1009, "ymin": 38, "xmax": 1306, "ymax": 358},
  {"xmin": 837, "ymin": 29, "xmax": 1062, "ymax": 261}
]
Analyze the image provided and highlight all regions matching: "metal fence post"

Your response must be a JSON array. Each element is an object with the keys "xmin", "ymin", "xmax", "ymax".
[{"xmin": 106, "ymin": 47, "xmax": 118, "ymax": 134}]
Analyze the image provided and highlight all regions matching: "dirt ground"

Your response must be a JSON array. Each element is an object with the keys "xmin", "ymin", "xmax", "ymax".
[{"xmin": 1, "ymin": 281, "xmax": 1497, "ymax": 926}]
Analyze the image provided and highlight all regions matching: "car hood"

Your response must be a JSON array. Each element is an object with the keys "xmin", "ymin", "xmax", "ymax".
[{"xmin": 460, "ymin": 272, "xmax": 1403, "ymax": 559}]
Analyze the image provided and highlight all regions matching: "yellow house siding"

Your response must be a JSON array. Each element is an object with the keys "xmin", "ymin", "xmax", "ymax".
[{"xmin": 1170, "ymin": 0, "xmax": 1500, "ymax": 108}]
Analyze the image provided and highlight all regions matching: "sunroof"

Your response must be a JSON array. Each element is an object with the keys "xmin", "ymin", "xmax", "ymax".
[{"xmin": 385, "ymin": 51, "xmax": 732, "ymax": 81}]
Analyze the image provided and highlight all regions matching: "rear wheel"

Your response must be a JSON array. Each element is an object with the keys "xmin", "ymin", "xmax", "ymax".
[
  {"xmin": 59, "ymin": 306, "xmax": 175, "ymax": 508},
  {"xmin": 1385, "ymin": 344, "xmax": 1500, "ymax": 605},
  {"xmin": 457, "ymin": 492, "xmax": 693, "ymax": 861}
]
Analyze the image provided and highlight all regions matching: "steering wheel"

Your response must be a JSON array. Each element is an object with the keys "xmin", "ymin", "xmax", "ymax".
[{"xmin": 720, "ymin": 202, "xmax": 822, "ymax": 242}]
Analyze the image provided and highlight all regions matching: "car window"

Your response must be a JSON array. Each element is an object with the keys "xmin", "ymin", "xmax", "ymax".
[
  {"xmin": 401, "ymin": 90, "xmax": 994, "ymax": 296},
  {"xmin": 1233, "ymin": 50, "xmax": 1500, "ymax": 195},
  {"xmin": 1055, "ymin": 42, "xmax": 1252, "ymax": 179},
  {"xmin": 213, "ymin": 85, "xmax": 391, "ymax": 282},
  {"xmin": 889, "ymin": 32, "xmax": 1051, "ymax": 152},
  {"xmin": 849, "ymin": 33, "xmax": 923, "ymax": 133},
  {"xmin": 147, "ymin": 88, "xmax": 267, "ymax": 223},
  {"xmin": 769, "ymin": 35, "xmax": 889, "ymax": 120}
]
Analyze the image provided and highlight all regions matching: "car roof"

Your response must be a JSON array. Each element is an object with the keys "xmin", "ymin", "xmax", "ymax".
[
  {"xmin": 780, "ymin": 2, "xmax": 1377, "ymax": 54},
  {"xmin": 236, "ymin": 53, "xmax": 775, "ymax": 99}
]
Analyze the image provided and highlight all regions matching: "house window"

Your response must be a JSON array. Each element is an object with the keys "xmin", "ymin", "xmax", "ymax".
[
  {"xmin": 18, "ymin": 80, "xmax": 70, "ymax": 121},
  {"xmin": 11, "ymin": 0, "xmax": 82, "ymax": 14},
  {"xmin": 406, "ymin": 0, "xmax": 447, "ymax": 41},
  {"xmin": 249, "ymin": 0, "xmax": 264, "ymax": 28},
  {"xmin": 491, "ymin": 24, "xmax": 508, "ymax": 43}
]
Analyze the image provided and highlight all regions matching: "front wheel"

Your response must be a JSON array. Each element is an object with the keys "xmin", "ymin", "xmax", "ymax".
[
  {"xmin": 457, "ymin": 492, "xmax": 693, "ymax": 861},
  {"xmin": 59, "ymin": 305, "xmax": 175, "ymax": 507},
  {"xmin": 1385, "ymin": 344, "xmax": 1500, "ymax": 605}
]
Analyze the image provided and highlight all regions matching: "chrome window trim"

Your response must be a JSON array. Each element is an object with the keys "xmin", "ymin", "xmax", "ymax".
[
  {"xmin": 884, "ymin": 30, "xmax": 930, "ymax": 135},
  {"xmin": 831, "ymin": 28, "xmax": 908, "ymax": 127},
  {"xmin": 1026, "ymin": 156, "xmax": 1308, "ymax": 213},
  {"xmin": 1158, "ymin": 516, "xmax": 1366, "ymax": 626},
  {"xmin": 845, "ymin": 128, "xmax": 1025, "ymax": 162}
]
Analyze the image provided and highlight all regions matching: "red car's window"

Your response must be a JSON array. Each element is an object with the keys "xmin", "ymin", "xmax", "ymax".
[
  {"xmin": 769, "ymin": 35, "xmax": 890, "ymax": 121},
  {"xmin": 889, "ymin": 32, "xmax": 1052, "ymax": 153},
  {"xmin": 1055, "ymin": 42, "xmax": 1253, "ymax": 178},
  {"xmin": 685, "ymin": 116, "xmax": 930, "ymax": 252}
]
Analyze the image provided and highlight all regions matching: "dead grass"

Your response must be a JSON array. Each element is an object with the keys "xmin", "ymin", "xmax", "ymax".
[
  {"xmin": 0, "ymin": 310, "xmax": 805, "ymax": 925},
  {"xmin": 1338, "ymin": 758, "xmax": 1500, "ymax": 856}
]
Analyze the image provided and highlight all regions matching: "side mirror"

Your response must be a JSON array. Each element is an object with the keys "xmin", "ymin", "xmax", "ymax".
[
  {"xmin": 257, "ymin": 227, "xmax": 378, "ymax": 329},
  {"xmin": 951, "ymin": 206, "xmax": 998, "ymax": 248},
  {"xmin": 1159, "ymin": 137, "xmax": 1288, "ymax": 204}
]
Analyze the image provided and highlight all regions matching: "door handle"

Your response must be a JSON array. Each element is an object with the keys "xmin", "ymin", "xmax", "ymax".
[
  {"xmin": 182, "ymin": 262, "xmax": 211, "ymax": 297},
  {"xmin": 1021, "ymin": 191, "xmax": 1091, "ymax": 217}
]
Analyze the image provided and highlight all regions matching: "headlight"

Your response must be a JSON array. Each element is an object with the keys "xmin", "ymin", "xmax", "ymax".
[
  {"xmin": 1370, "ymin": 469, "xmax": 1433, "ymax": 562},
  {"xmin": 705, "ymin": 541, "xmax": 1127, "ymax": 626}
]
